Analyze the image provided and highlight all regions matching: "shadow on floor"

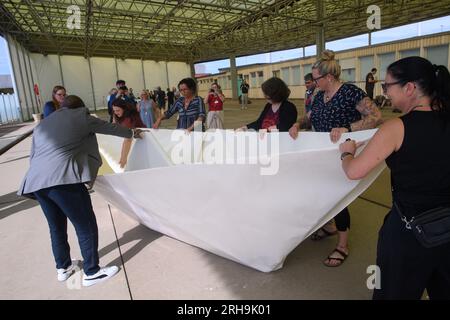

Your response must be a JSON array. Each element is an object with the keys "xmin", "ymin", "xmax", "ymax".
[
  {"xmin": 99, "ymin": 224, "xmax": 162, "ymax": 267},
  {"xmin": 0, "ymin": 155, "xmax": 29, "ymax": 165},
  {"xmin": 0, "ymin": 191, "xmax": 39, "ymax": 220},
  {"xmin": 0, "ymin": 124, "xmax": 26, "ymax": 137}
]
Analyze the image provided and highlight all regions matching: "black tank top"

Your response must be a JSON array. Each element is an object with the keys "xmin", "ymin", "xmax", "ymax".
[{"xmin": 386, "ymin": 111, "xmax": 450, "ymax": 217}]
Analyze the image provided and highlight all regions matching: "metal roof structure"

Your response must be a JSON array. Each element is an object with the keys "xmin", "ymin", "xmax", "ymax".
[{"xmin": 1, "ymin": 0, "xmax": 450, "ymax": 63}]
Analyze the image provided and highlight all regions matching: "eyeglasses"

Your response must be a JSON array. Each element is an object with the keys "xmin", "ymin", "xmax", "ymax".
[
  {"xmin": 381, "ymin": 81, "xmax": 403, "ymax": 94},
  {"xmin": 312, "ymin": 74, "xmax": 327, "ymax": 83}
]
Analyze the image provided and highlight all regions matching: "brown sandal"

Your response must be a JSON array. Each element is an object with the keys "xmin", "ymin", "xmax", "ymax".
[
  {"xmin": 323, "ymin": 248, "xmax": 348, "ymax": 267},
  {"xmin": 311, "ymin": 227, "xmax": 337, "ymax": 241}
]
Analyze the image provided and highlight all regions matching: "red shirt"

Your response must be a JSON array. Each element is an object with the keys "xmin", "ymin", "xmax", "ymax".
[
  {"xmin": 206, "ymin": 93, "xmax": 223, "ymax": 111},
  {"xmin": 261, "ymin": 108, "xmax": 280, "ymax": 130},
  {"xmin": 118, "ymin": 114, "xmax": 145, "ymax": 129}
]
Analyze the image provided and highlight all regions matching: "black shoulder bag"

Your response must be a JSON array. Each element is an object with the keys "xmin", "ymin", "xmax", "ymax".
[{"xmin": 394, "ymin": 202, "xmax": 450, "ymax": 248}]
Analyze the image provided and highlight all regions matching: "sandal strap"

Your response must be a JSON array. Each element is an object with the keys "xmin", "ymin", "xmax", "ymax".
[
  {"xmin": 327, "ymin": 248, "xmax": 348, "ymax": 261},
  {"xmin": 320, "ymin": 227, "xmax": 335, "ymax": 236}
]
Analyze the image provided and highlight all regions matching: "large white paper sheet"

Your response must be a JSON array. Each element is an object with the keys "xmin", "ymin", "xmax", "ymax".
[{"xmin": 95, "ymin": 129, "xmax": 384, "ymax": 272}]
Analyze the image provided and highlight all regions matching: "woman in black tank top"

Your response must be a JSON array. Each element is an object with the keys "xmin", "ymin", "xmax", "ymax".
[{"xmin": 338, "ymin": 56, "xmax": 450, "ymax": 300}]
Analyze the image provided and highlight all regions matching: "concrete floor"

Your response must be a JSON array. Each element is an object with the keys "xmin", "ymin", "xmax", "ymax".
[{"xmin": 0, "ymin": 100, "xmax": 399, "ymax": 299}]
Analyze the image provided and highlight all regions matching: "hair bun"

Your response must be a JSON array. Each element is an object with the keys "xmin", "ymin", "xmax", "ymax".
[{"xmin": 321, "ymin": 50, "xmax": 336, "ymax": 61}]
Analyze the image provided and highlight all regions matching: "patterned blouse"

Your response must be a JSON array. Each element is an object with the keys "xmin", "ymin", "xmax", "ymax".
[
  {"xmin": 310, "ymin": 83, "xmax": 372, "ymax": 132},
  {"xmin": 165, "ymin": 96, "xmax": 206, "ymax": 130}
]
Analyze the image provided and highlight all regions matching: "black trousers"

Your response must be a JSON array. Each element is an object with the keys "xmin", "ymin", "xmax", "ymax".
[
  {"xmin": 334, "ymin": 207, "xmax": 350, "ymax": 232},
  {"xmin": 373, "ymin": 209, "xmax": 450, "ymax": 300},
  {"xmin": 366, "ymin": 88, "xmax": 374, "ymax": 100}
]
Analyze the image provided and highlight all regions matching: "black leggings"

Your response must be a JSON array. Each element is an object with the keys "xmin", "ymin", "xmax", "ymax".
[{"xmin": 334, "ymin": 207, "xmax": 350, "ymax": 232}]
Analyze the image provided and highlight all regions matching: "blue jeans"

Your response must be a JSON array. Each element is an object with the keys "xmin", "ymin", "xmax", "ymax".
[{"xmin": 34, "ymin": 183, "xmax": 100, "ymax": 275}]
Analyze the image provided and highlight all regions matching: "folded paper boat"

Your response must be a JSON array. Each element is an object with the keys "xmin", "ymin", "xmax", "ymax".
[{"xmin": 95, "ymin": 129, "xmax": 384, "ymax": 272}]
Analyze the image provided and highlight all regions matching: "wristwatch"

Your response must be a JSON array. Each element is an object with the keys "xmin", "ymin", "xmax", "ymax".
[
  {"xmin": 345, "ymin": 124, "xmax": 352, "ymax": 132},
  {"xmin": 340, "ymin": 152, "xmax": 354, "ymax": 160}
]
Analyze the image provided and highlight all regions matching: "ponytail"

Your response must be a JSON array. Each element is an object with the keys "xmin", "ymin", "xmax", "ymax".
[
  {"xmin": 387, "ymin": 57, "xmax": 450, "ymax": 116},
  {"xmin": 432, "ymin": 64, "xmax": 450, "ymax": 114}
]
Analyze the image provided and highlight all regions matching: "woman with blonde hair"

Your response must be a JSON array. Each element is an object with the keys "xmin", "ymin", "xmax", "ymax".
[
  {"xmin": 137, "ymin": 90, "xmax": 157, "ymax": 128},
  {"xmin": 290, "ymin": 50, "xmax": 382, "ymax": 267},
  {"xmin": 43, "ymin": 85, "xmax": 66, "ymax": 118}
]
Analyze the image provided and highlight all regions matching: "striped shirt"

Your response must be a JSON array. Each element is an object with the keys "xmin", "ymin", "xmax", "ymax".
[{"xmin": 165, "ymin": 96, "xmax": 206, "ymax": 130}]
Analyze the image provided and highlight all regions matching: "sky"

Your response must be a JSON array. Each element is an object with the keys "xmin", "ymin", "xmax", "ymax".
[
  {"xmin": 1, "ymin": 15, "xmax": 449, "ymax": 77},
  {"xmin": 0, "ymin": 37, "xmax": 12, "ymax": 75}
]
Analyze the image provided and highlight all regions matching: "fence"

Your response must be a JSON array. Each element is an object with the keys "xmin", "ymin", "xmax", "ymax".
[{"xmin": 0, "ymin": 93, "xmax": 22, "ymax": 125}]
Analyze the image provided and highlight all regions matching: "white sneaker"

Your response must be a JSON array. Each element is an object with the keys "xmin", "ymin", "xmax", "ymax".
[
  {"xmin": 82, "ymin": 266, "xmax": 119, "ymax": 287},
  {"xmin": 57, "ymin": 260, "xmax": 80, "ymax": 282}
]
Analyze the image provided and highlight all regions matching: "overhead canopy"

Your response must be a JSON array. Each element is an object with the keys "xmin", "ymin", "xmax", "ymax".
[{"xmin": 1, "ymin": 0, "xmax": 449, "ymax": 63}]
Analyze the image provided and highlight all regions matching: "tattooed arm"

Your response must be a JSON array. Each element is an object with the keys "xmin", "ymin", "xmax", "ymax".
[{"xmin": 350, "ymin": 97, "xmax": 383, "ymax": 131}]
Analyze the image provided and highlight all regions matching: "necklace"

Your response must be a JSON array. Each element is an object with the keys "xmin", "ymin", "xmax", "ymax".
[
  {"xmin": 409, "ymin": 104, "xmax": 431, "ymax": 112},
  {"xmin": 325, "ymin": 83, "xmax": 341, "ymax": 102}
]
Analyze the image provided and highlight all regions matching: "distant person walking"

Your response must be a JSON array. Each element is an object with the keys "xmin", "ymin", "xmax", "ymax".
[
  {"xmin": 240, "ymin": 80, "xmax": 250, "ymax": 110},
  {"xmin": 205, "ymin": 83, "xmax": 225, "ymax": 129},
  {"xmin": 365, "ymin": 68, "xmax": 378, "ymax": 100}
]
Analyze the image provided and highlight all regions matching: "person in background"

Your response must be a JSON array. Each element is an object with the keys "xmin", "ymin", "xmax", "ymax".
[
  {"xmin": 106, "ymin": 88, "xmax": 118, "ymax": 109},
  {"xmin": 18, "ymin": 95, "xmax": 142, "ymax": 287},
  {"xmin": 137, "ymin": 90, "xmax": 157, "ymax": 128},
  {"xmin": 167, "ymin": 87, "xmax": 175, "ymax": 110},
  {"xmin": 289, "ymin": 73, "xmax": 317, "ymax": 133},
  {"xmin": 153, "ymin": 78, "xmax": 206, "ymax": 132},
  {"xmin": 365, "ymin": 68, "xmax": 378, "ymax": 100},
  {"xmin": 156, "ymin": 87, "xmax": 166, "ymax": 111},
  {"xmin": 119, "ymin": 86, "xmax": 136, "ymax": 106},
  {"xmin": 43, "ymin": 85, "xmax": 66, "ymax": 118},
  {"xmin": 237, "ymin": 77, "xmax": 297, "ymax": 132},
  {"xmin": 205, "ymin": 83, "xmax": 225, "ymax": 129},
  {"xmin": 339, "ymin": 57, "xmax": 450, "ymax": 299},
  {"xmin": 240, "ymin": 80, "xmax": 250, "ymax": 110},
  {"xmin": 112, "ymin": 98, "xmax": 144, "ymax": 168},
  {"xmin": 290, "ymin": 50, "xmax": 382, "ymax": 267},
  {"xmin": 128, "ymin": 88, "xmax": 136, "ymax": 101},
  {"xmin": 108, "ymin": 80, "xmax": 126, "ymax": 122}
]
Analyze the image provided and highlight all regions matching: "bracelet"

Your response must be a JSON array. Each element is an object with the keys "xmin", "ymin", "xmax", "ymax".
[{"xmin": 340, "ymin": 152, "xmax": 354, "ymax": 160}]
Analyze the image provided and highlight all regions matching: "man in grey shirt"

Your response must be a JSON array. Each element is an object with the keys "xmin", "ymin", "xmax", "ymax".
[{"xmin": 18, "ymin": 95, "xmax": 142, "ymax": 287}]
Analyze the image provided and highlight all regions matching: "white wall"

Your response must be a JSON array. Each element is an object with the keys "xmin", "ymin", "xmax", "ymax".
[
  {"xmin": 90, "ymin": 57, "xmax": 117, "ymax": 109},
  {"xmin": 30, "ymin": 54, "xmax": 63, "ymax": 104},
  {"xmin": 143, "ymin": 61, "xmax": 167, "ymax": 91},
  {"xmin": 28, "ymin": 53, "xmax": 190, "ymax": 112},
  {"xmin": 117, "ymin": 59, "xmax": 144, "ymax": 95},
  {"xmin": 6, "ymin": 34, "xmax": 195, "ymax": 116},
  {"xmin": 167, "ymin": 62, "xmax": 191, "ymax": 89},
  {"xmin": 61, "ymin": 55, "xmax": 94, "ymax": 109},
  {"xmin": 6, "ymin": 35, "xmax": 41, "ymax": 121}
]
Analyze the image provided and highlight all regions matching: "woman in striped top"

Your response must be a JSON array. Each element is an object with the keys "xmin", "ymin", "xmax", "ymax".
[{"xmin": 153, "ymin": 78, "xmax": 206, "ymax": 132}]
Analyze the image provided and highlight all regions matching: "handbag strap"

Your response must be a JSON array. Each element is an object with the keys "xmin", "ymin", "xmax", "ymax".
[{"xmin": 393, "ymin": 201, "xmax": 415, "ymax": 230}]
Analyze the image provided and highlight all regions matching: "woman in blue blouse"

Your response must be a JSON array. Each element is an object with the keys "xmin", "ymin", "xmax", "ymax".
[
  {"xmin": 290, "ymin": 50, "xmax": 382, "ymax": 267},
  {"xmin": 43, "ymin": 85, "xmax": 66, "ymax": 118},
  {"xmin": 153, "ymin": 78, "xmax": 206, "ymax": 132}
]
